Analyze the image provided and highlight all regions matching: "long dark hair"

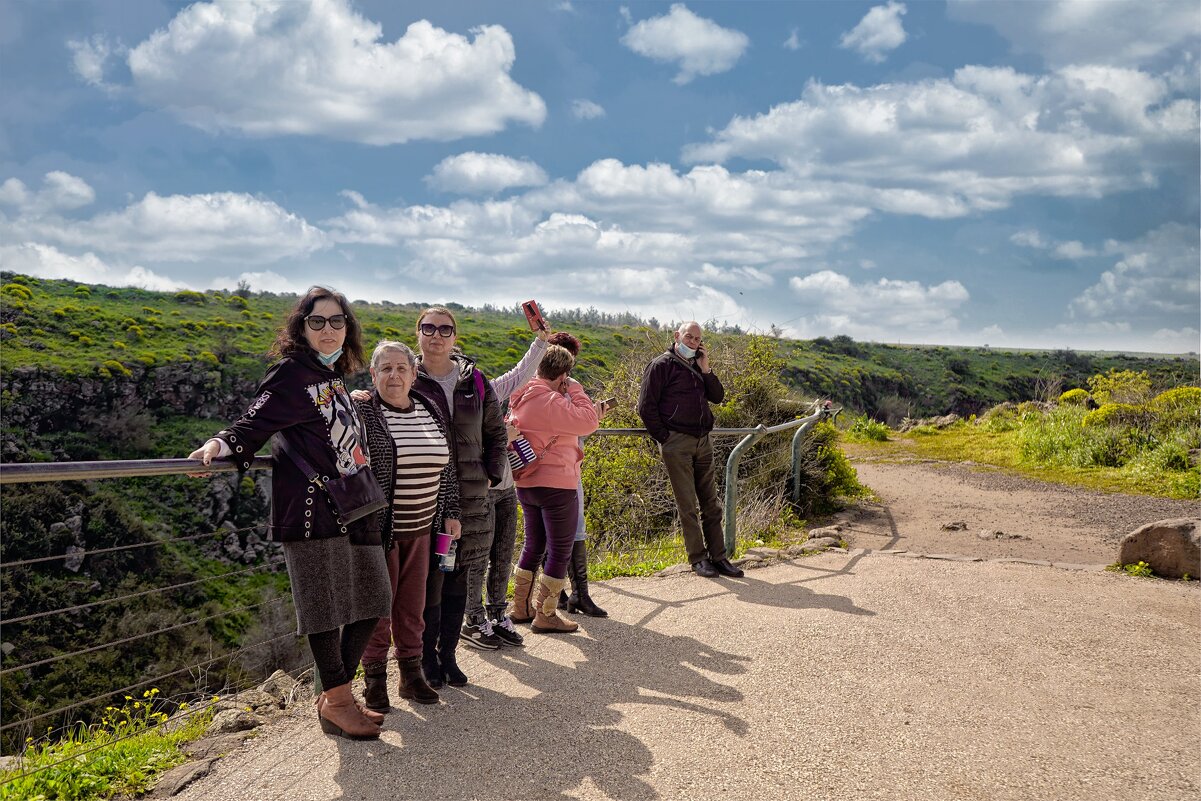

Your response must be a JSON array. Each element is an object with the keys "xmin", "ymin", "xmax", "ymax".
[{"xmin": 270, "ymin": 286, "xmax": 366, "ymax": 374}]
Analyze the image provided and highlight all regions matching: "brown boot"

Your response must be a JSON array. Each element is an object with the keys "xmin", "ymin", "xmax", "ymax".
[
  {"xmin": 508, "ymin": 567, "xmax": 537, "ymax": 623},
  {"xmin": 396, "ymin": 655, "xmax": 439, "ymax": 705},
  {"xmin": 361, "ymin": 660, "xmax": 390, "ymax": 713},
  {"xmin": 531, "ymin": 575, "xmax": 578, "ymax": 634},
  {"xmin": 315, "ymin": 692, "xmax": 384, "ymax": 725},
  {"xmin": 318, "ymin": 683, "xmax": 380, "ymax": 740}
]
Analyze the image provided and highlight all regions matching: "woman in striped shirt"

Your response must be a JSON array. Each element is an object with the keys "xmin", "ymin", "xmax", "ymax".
[{"xmin": 355, "ymin": 340, "xmax": 461, "ymax": 711}]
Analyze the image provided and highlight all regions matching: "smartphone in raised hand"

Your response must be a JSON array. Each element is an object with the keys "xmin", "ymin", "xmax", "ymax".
[
  {"xmin": 598, "ymin": 397, "xmax": 617, "ymax": 407},
  {"xmin": 521, "ymin": 300, "xmax": 547, "ymax": 332}
]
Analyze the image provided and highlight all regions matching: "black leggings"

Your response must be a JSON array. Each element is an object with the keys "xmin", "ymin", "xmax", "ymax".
[{"xmin": 308, "ymin": 617, "xmax": 378, "ymax": 691}]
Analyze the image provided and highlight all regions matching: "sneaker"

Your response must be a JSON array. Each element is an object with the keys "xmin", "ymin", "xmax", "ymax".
[
  {"xmin": 490, "ymin": 615, "xmax": 525, "ymax": 647},
  {"xmin": 460, "ymin": 619, "xmax": 502, "ymax": 650}
]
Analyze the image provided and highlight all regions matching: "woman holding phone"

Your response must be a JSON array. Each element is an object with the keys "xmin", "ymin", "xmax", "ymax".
[{"xmin": 188, "ymin": 287, "xmax": 390, "ymax": 741}]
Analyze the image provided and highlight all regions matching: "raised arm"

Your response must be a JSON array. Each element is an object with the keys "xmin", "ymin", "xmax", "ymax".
[{"xmin": 490, "ymin": 336, "xmax": 549, "ymax": 402}]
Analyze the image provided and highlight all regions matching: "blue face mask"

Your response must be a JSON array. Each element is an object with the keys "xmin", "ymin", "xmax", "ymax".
[
  {"xmin": 317, "ymin": 348, "xmax": 343, "ymax": 366},
  {"xmin": 676, "ymin": 342, "xmax": 696, "ymax": 359}
]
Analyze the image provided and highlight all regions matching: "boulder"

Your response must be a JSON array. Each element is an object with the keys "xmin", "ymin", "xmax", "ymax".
[
  {"xmin": 234, "ymin": 688, "xmax": 282, "ymax": 712},
  {"xmin": 150, "ymin": 759, "xmax": 214, "ymax": 797},
  {"xmin": 1118, "ymin": 518, "xmax": 1201, "ymax": 580},
  {"xmin": 940, "ymin": 521, "xmax": 968, "ymax": 531},
  {"xmin": 258, "ymin": 669, "xmax": 301, "ymax": 706},
  {"xmin": 801, "ymin": 536, "xmax": 840, "ymax": 551},
  {"xmin": 206, "ymin": 708, "xmax": 265, "ymax": 735}
]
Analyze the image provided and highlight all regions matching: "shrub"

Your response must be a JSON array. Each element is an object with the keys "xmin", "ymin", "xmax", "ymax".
[
  {"xmin": 1149, "ymin": 386, "xmax": 1201, "ymax": 428},
  {"xmin": 228, "ymin": 295, "xmax": 248, "ymax": 309},
  {"xmin": 845, "ymin": 414, "xmax": 890, "ymax": 442},
  {"xmin": 1058, "ymin": 388, "xmax": 1090, "ymax": 406},
  {"xmin": 127, "ymin": 324, "xmax": 146, "ymax": 340},
  {"xmin": 197, "ymin": 351, "xmax": 220, "ymax": 366},
  {"xmin": 173, "ymin": 290, "xmax": 207, "ymax": 305},
  {"xmin": 1088, "ymin": 369, "xmax": 1151, "ymax": 405},
  {"xmin": 1, "ymin": 283, "xmax": 33, "ymax": 300},
  {"xmin": 102, "ymin": 359, "xmax": 133, "ymax": 378},
  {"xmin": 1083, "ymin": 403, "xmax": 1152, "ymax": 430},
  {"xmin": 74, "ymin": 285, "xmax": 91, "ymax": 296}
]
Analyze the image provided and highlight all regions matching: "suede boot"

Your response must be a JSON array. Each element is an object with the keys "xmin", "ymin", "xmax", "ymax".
[
  {"xmin": 566, "ymin": 540, "xmax": 607, "ymax": 617},
  {"xmin": 318, "ymin": 683, "xmax": 380, "ymax": 740},
  {"xmin": 361, "ymin": 659, "xmax": 391, "ymax": 713},
  {"xmin": 397, "ymin": 655, "xmax": 439, "ymax": 705},
  {"xmin": 316, "ymin": 691, "xmax": 384, "ymax": 725},
  {"xmin": 509, "ymin": 567, "xmax": 537, "ymax": 623},
  {"xmin": 439, "ymin": 593, "xmax": 469, "ymax": 687},
  {"xmin": 421, "ymin": 605, "xmax": 444, "ymax": 689},
  {"xmin": 531, "ymin": 575, "xmax": 578, "ymax": 634}
]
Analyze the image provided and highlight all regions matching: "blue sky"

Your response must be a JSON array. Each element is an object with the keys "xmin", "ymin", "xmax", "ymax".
[{"xmin": 0, "ymin": 0, "xmax": 1197, "ymax": 353}]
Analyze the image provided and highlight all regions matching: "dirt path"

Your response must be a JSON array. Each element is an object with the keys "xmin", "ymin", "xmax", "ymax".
[{"xmin": 840, "ymin": 455, "xmax": 1198, "ymax": 565}]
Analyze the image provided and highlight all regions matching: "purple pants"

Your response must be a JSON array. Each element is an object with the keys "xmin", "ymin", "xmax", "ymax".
[
  {"xmin": 516, "ymin": 486, "xmax": 578, "ymax": 580},
  {"xmin": 362, "ymin": 535, "xmax": 430, "ymax": 662}
]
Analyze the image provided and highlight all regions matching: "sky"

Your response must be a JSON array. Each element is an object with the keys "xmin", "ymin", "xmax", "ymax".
[{"xmin": 0, "ymin": 0, "xmax": 1198, "ymax": 353}]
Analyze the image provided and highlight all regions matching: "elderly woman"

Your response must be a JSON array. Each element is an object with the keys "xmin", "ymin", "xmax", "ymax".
[
  {"xmin": 188, "ymin": 287, "xmax": 390, "ymax": 741},
  {"xmin": 412, "ymin": 307, "xmax": 506, "ymax": 686},
  {"xmin": 354, "ymin": 341, "xmax": 461, "ymax": 710},
  {"xmin": 507, "ymin": 344, "xmax": 599, "ymax": 634}
]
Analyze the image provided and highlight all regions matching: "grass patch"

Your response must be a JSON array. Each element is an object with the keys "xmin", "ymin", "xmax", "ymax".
[{"xmin": 0, "ymin": 690, "xmax": 215, "ymax": 801}]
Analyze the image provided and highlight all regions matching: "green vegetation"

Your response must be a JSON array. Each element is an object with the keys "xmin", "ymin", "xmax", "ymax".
[
  {"xmin": 0, "ymin": 690, "xmax": 214, "ymax": 801},
  {"xmin": 844, "ymin": 414, "xmax": 891, "ymax": 442},
  {"xmin": 1106, "ymin": 561, "xmax": 1155, "ymax": 578}
]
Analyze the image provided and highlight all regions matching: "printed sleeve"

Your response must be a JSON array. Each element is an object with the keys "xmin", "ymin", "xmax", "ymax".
[{"xmin": 214, "ymin": 360, "xmax": 302, "ymax": 472}]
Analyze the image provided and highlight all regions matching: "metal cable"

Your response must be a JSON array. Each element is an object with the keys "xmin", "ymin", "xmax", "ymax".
[
  {"xmin": 0, "ymin": 596, "xmax": 289, "ymax": 676},
  {"xmin": 2, "ymin": 563, "xmax": 276, "ymax": 625},
  {"xmin": 0, "ymin": 525, "xmax": 263, "ymax": 570}
]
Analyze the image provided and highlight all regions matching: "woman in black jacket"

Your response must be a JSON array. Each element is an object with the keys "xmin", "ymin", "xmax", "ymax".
[
  {"xmin": 189, "ymin": 287, "xmax": 390, "ymax": 741},
  {"xmin": 411, "ymin": 306, "xmax": 506, "ymax": 688}
]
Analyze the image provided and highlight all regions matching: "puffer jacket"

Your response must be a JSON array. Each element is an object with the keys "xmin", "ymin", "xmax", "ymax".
[
  {"xmin": 508, "ymin": 378, "xmax": 599, "ymax": 490},
  {"xmin": 414, "ymin": 354, "xmax": 506, "ymax": 560}
]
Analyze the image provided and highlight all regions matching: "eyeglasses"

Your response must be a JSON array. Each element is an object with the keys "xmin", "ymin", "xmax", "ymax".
[
  {"xmin": 419, "ymin": 323, "xmax": 456, "ymax": 338},
  {"xmin": 305, "ymin": 314, "xmax": 347, "ymax": 331}
]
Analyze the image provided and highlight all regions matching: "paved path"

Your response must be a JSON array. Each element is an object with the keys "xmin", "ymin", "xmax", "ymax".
[{"xmin": 174, "ymin": 554, "xmax": 1200, "ymax": 801}]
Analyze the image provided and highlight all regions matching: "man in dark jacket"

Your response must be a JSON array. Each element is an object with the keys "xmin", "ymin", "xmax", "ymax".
[{"xmin": 637, "ymin": 321, "xmax": 744, "ymax": 578}]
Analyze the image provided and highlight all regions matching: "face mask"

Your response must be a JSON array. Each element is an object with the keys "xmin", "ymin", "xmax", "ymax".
[
  {"xmin": 317, "ymin": 348, "xmax": 343, "ymax": 366},
  {"xmin": 676, "ymin": 342, "xmax": 696, "ymax": 359}
]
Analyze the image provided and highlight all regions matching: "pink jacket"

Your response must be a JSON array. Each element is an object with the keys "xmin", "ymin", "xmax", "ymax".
[{"xmin": 508, "ymin": 378, "xmax": 599, "ymax": 490}]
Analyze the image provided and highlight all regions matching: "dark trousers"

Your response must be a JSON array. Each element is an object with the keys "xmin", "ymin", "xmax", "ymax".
[
  {"xmin": 309, "ymin": 618, "xmax": 377, "ymax": 690},
  {"xmin": 660, "ymin": 431, "xmax": 726, "ymax": 564},
  {"xmin": 515, "ymin": 486, "xmax": 578, "ymax": 580},
  {"xmin": 476, "ymin": 487, "xmax": 518, "ymax": 620},
  {"xmin": 362, "ymin": 535, "xmax": 429, "ymax": 663}
]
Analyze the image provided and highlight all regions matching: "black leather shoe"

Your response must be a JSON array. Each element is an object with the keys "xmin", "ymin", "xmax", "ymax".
[
  {"xmin": 691, "ymin": 558, "xmax": 719, "ymax": 577},
  {"xmin": 712, "ymin": 558, "xmax": 745, "ymax": 578}
]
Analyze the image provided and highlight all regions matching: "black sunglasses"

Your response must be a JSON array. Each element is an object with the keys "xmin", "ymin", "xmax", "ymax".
[
  {"xmin": 419, "ymin": 323, "xmax": 456, "ymax": 337},
  {"xmin": 305, "ymin": 314, "xmax": 347, "ymax": 331}
]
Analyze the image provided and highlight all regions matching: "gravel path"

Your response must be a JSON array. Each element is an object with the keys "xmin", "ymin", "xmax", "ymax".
[
  {"xmin": 171, "ymin": 556, "xmax": 1200, "ymax": 801},
  {"xmin": 844, "ymin": 458, "xmax": 1198, "ymax": 564}
]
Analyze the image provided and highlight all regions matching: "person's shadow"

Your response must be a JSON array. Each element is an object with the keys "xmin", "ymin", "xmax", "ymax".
[{"xmin": 328, "ymin": 621, "xmax": 754, "ymax": 800}]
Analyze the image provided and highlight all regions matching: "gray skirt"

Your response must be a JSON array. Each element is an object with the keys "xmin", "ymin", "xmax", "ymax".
[{"xmin": 283, "ymin": 537, "xmax": 391, "ymax": 635}]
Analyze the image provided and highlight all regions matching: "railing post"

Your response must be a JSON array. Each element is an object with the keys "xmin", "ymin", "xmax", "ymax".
[
  {"xmin": 790, "ymin": 405, "xmax": 838, "ymax": 506},
  {"xmin": 723, "ymin": 425, "xmax": 767, "ymax": 556}
]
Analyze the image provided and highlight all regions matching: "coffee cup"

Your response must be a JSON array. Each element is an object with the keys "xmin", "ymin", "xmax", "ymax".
[{"xmin": 434, "ymin": 532, "xmax": 452, "ymax": 556}]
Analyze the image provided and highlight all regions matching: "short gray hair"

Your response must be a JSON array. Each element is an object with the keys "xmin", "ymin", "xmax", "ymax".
[{"xmin": 370, "ymin": 340, "xmax": 416, "ymax": 370}]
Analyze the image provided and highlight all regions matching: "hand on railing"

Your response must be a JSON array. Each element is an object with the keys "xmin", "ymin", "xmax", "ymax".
[{"xmin": 186, "ymin": 439, "xmax": 222, "ymax": 478}]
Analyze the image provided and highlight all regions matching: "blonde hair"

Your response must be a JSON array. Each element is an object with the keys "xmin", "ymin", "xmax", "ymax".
[{"xmin": 537, "ymin": 344, "xmax": 575, "ymax": 380}]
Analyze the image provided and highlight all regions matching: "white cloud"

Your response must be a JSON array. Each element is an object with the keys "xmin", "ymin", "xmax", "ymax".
[
  {"xmin": 840, "ymin": 2, "xmax": 907, "ymax": 64},
  {"xmin": 1069, "ymin": 222, "xmax": 1199, "ymax": 321},
  {"xmin": 425, "ymin": 153, "xmax": 548, "ymax": 195},
  {"xmin": 620, "ymin": 3, "xmax": 749, "ymax": 84},
  {"xmin": 1052, "ymin": 240, "xmax": 1095, "ymax": 259},
  {"xmin": 0, "ymin": 242, "xmax": 188, "ymax": 291},
  {"xmin": 571, "ymin": 99, "xmax": 606, "ymax": 120},
  {"xmin": 0, "ymin": 172, "xmax": 95, "ymax": 214},
  {"xmin": 683, "ymin": 66, "xmax": 1198, "ymax": 216},
  {"xmin": 947, "ymin": 0, "xmax": 1201, "ymax": 68},
  {"xmin": 788, "ymin": 270, "xmax": 969, "ymax": 338},
  {"xmin": 4, "ymin": 191, "xmax": 327, "ymax": 263},
  {"xmin": 697, "ymin": 262, "xmax": 773, "ymax": 287},
  {"xmin": 68, "ymin": 34, "xmax": 123, "ymax": 91},
  {"xmin": 207, "ymin": 271, "xmax": 297, "ymax": 295},
  {"xmin": 784, "ymin": 29, "xmax": 801, "ymax": 51},
  {"xmin": 114, "ymin": 0, "xmax": 545, "ymax": 145},
  {"xmin": 1010, "ymin": 229, "xmax": 1047, "ymax": 249},
  {"xmin": 1011, "ymin": 229, "xmax": 1096, "ymax": 259},
  {"xmin": 1150, "ymin": 327, "xmax": 1199, "ymax": 353}
]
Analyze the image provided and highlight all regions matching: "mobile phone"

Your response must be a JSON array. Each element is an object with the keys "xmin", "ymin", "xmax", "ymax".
[
  {"xmin": 521, "ymin": 299, "xmax": 547, "ymax": 332},
  {"xmin": 598, "ymin": 397, "xmax": 617, "ymax": 407}
]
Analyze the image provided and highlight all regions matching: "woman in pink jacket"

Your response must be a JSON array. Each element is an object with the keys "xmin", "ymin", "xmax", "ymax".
[{"xmin": 506, "ymin": 345, "xmax": 599, "ymax": 634}]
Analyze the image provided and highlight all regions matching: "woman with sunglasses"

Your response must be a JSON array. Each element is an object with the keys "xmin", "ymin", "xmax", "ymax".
[
  {"xmin": 412, "ymin": 307, "xmax": 506, "ymax": 688},
  {"xmin": 188, "ymin": 287, "xmax": 390, "ymax": 741}
]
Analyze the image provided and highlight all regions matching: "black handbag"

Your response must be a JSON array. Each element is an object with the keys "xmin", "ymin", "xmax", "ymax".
[{"xmin": 277, "ymin": 434, "xmax": 387, "ymax": 526}]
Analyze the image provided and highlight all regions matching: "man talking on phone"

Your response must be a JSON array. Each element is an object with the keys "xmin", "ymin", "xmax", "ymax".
[{"xmin": 637, "ymin": 321, "xmax": 743, "ymax": 578}]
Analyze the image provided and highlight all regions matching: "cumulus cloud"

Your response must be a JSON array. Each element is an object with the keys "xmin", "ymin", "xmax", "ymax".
[
  {"xmin": 68, "ymin": 34, "xmax": 123, "ymax": 91},
  {"xmin": 425, "ymin": 153, "xmax": 548, "ymax": 195},
  {"xmin": 1011, "ymin": 229, "xmax": 1096, "ymax": 259},
  {"xmin": 697, "ymin": 262, "xmax": 773, "ymax": 287},
  {"xmin": 207, "ymin": 270, "xmax": 297, "ymax": 295},
  {"xmin": 683, "ymin": 65, "xmax": 1199, "ymax": 216},
  {"xmin": 0, "ymin": 172, "xmax": 96, "ymax": 214},
  {"xmin": 4, "ymin": 190, "xmax": 327, "ymax": 263},
  {"xmin": 620, "ymin": 4, "xmax": 749, "ymax": 84},
  {"xmin": 784, "ymin": 29, "xmax": 802, "ymax": 51},
  {"xmin": 0, "ymin": 242, "xmax": 188, "ymax": 291},
  {"xmin": 110, "ymin": 0, "xmax": 545, "ymax": 144},
  {"xmin": 1069, "ymin": 222, "xmax": 1199, "ymax": 322},
  {"xmin": 788, "ymin": 270, "xmax": 969, "ymax": 338},
  {"xmin": 571, "ymin": 99, "xmax": 606, "ymax": 120},
  {"xmin": 947, "ymin": 0, "xmax": 1201, "ymax": 68},
  {"xmin": 840, "ymin": 2, "xmax": 908, "ymax": 64}
]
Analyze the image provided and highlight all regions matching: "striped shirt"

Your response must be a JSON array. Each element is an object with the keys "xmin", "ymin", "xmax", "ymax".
[{"xmin": 380, "ymin": 397, "xmax": 450, "ymax": 538}]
